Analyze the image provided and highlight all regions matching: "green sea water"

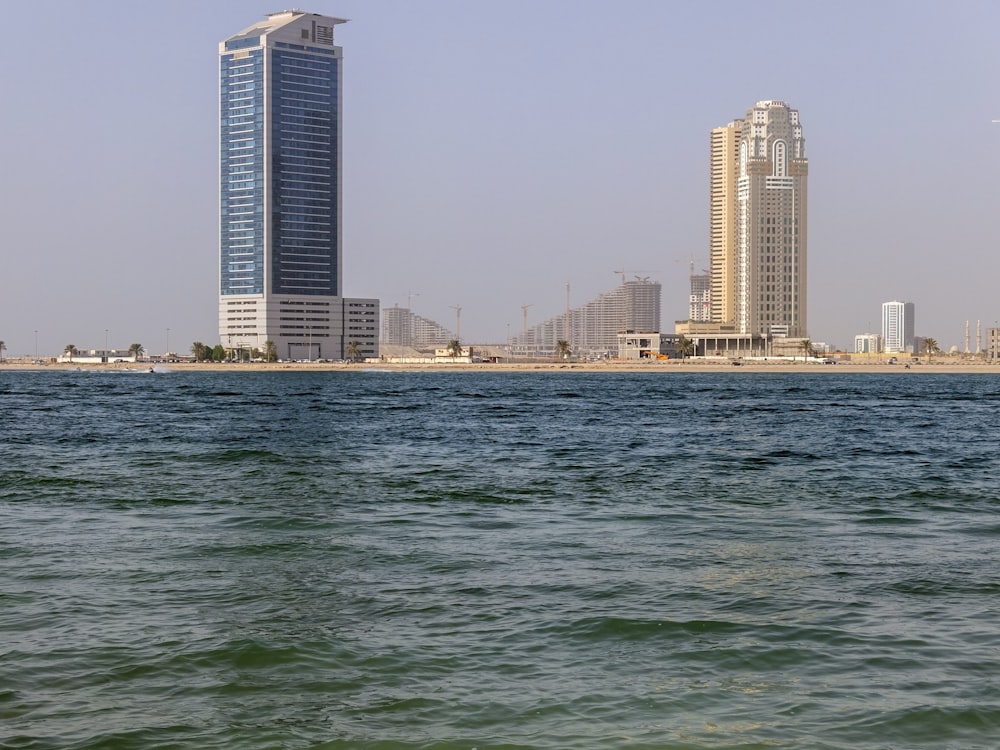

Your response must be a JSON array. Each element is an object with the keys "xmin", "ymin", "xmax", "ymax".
[{"xmin": 2, "ymin": 369, "xmax": 1000, "ymax": 749}]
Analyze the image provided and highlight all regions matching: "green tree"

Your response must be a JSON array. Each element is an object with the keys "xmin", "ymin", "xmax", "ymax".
[
  {"xmin": 191, "ymin": 342, "xmax": 209, "ymax": 361},
  {"xmin": 64, "ymin": 344, "xmax": 76, "ymax": 362},
  {"xmin": 263, "ymin": 339, "xmax": 277, "ymax": 363},
  {"xmin": 447, "ymin": 339, "xmax": 463, "ymax": 358},
  {"xmin": 677, "ymin": 336, "xmax": 695, "ymax": 360},
  {"xmin": 556, "ymin": 339, "xmax": 571, "ymax": 359},
  {"xmin": 128, "ymin": 343, "xmax": 143, "ymax": 361},
  {"xmin": 923, "ymin": 337, "xmax": 939, "ymax": 362},
  {"xmin": 211, "ymin": 344, "xmax": 226, "ymax": 362},
  {"xmin": 346, "ymin": 340, "xmax": 363, "ymax": 362},
  {"xmin": 800, "ymin": 339, "xmax": 814, "ymax": 361}
]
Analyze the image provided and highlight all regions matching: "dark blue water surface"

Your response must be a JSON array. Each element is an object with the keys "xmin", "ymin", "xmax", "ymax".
[{"xmin": 2, "ymin": 369, "xmax": 1000, "ymax": 749}]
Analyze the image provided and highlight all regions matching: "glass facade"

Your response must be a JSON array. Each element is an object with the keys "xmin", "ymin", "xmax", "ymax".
[
  {"xmin": 219, "ymin": 38, "xmax": 339, "ymax": 297},
  {"xmin": 270, "ymin": 49, "xmax": 338, "ymax": 295},
  {"xmin": 220, "ymin": 49, "xmax": 264, "ymax": 295}
]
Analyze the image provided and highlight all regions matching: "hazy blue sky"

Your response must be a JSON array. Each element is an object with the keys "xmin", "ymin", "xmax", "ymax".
[{"xmin": 2, "ymin": 0, "xmax": 999, "ymax": 356}]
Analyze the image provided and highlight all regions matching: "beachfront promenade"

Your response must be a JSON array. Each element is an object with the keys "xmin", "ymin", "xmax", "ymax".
[{"xmin": 3, "ymin": 358, "xmax": 998, "ymax": 374}]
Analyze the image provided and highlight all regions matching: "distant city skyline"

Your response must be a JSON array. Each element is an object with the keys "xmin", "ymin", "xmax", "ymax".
[{"xmin": 2, "ymin": 1, "xmax": 999, "ymax": 357}]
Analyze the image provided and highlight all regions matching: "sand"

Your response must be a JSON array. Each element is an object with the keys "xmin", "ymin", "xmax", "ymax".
[{"xmin": 4, "ymin": 359, "xmax": 998, "ymax": 374}]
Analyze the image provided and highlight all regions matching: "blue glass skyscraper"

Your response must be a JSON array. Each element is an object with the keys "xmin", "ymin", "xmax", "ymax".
[{"xmin": 219, "ymin": 11, "xmax": 378, "ymax": 360}]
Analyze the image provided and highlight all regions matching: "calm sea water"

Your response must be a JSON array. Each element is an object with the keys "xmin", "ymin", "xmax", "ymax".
[{"xmin": 2, "ymin": 369, "xmax": 1000, "ymax": 749}]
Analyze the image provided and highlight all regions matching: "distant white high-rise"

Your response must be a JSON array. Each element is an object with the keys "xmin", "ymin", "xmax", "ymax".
[{"xmin": 882, "ymin": 301, "xmax": 915, "ymax": 353}]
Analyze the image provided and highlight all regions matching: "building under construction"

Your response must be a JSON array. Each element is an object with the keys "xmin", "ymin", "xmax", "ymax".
[
  {"xmin": 510, "ymin": 279, "xmax": 661, "ymax": 359},
  {"xmin": 382, "ymin": 305, "xmax": 455, "ymax": 348}
]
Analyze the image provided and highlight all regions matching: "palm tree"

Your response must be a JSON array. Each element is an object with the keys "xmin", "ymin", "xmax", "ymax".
[
  {"xmin": 677, "ymin": 336, "xmax": 695, "ymax": 360},
  {"xmin": 346, "ymin": 340, "xmax": 362, "ymax": 362},
  {"xmin": 128, "ymin": 343, "xmax": 143, "ymax": 361},
  {"xmin": 556, "ymin": 339, "xmax": 571, "ymax": 359},
  {"xmin": 447, "ymin": 339, "xmax": 463, "ymax": 358},
  {"xmin": 923, "ymin": 337, "xmax": 939, "ymax": 362},
  {"xmin": 800, "ymin": 339, "xmax": 814, "ymax": 361},
  {"xmin": 263, "ymin": 339, "xmax": 277, "ymax": 363},
  {"xmin": 64, "ymin": 344, "xmax": 76, "ymax": 362}
]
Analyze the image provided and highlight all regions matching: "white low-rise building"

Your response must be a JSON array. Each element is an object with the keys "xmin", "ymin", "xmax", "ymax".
[{"xmin": 56, "ymin": 349, "xmax": 137, "ymax": 364}]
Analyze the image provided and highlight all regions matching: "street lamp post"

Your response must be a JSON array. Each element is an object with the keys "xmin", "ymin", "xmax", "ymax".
[
  {"xmin": 105, "ymin": 329, "xmax": 109, "ymax": 362},
  {"xmin": 34, "ymin": 330, "xmax": 38, "ymax": 360}
]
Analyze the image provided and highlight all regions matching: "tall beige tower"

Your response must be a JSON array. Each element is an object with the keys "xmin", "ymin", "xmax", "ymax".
[
  {"xmin": 708, "ymin": 100, "xmax": 808, "ymax": 338},
  {"xmin": 709, "ymin": 121, "xmax": 742, "ymax": 326}
]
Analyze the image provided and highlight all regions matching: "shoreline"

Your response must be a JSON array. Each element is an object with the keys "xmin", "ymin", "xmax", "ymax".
[{"xmin": 3, "ymin": 360, "xmax": 998, "ymax": 374}]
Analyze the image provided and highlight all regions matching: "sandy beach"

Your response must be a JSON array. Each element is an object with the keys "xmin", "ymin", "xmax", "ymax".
[{"xmin": 4, "ymin": 359, "xmax": 998, "ymax": 374}]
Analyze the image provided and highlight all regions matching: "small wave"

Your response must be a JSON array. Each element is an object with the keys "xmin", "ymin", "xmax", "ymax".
[{"xmin": 843, "ymin": 704, "xmax": 1000, "ymax": 745}]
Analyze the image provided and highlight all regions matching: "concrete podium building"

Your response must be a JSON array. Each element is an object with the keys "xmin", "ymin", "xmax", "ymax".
[{"xmin": 218, "ymin": 11, "xmax": 378, "ymax": 360}]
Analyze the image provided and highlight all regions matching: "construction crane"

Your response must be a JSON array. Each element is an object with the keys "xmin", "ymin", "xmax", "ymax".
[
  {"xmin": 673, "ymin": 257, "xmax": 696, "ymax": 279},
  {"xmin": 565, "ymin": 282, "xmax": 571, "ymax": 345},
  {"xmin": 612, "ymin": 269, "xmax": 658, "ymax": 284}
]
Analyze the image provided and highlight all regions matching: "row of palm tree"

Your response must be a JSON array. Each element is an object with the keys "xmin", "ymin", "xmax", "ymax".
[
  {"xmin": 191, "ymin": 342, "xmax": 224, "ymax": 361},
  {"xmin": 187, "ymin": 339, "xmax": 364, "ymax": 363}
]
